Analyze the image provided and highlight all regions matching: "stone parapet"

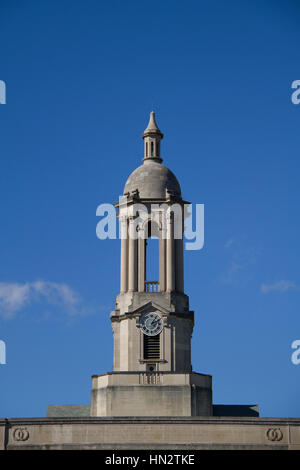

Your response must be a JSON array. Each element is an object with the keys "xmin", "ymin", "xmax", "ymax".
[{"xmin": 1, "ymin": 416, "xmax": 300, "ymax": 450}]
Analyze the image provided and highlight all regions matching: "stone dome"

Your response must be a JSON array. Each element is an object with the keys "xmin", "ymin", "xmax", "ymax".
[{"xmin": 123, "ymin": 160, "xmax": 181, "ymax": 199}]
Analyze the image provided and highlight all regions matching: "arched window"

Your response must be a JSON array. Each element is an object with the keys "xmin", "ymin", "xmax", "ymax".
[
  {"xmin": 146, "ymin": 141, "xmax": 148, "ymax": 157},
  {"xmin": 151, "ymin": 141, "xmax": 154, "ymax": 156}
]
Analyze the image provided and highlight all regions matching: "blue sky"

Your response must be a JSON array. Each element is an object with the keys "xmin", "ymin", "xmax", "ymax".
[{"xmin": 0, "ymin": 0, "xmax": 300, "ymax": 418}]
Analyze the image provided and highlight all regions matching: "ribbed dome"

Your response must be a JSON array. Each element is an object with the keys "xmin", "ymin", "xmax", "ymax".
[{"xmin": 124, "ymin": 160, "xmax": 181, "ymax": 199}]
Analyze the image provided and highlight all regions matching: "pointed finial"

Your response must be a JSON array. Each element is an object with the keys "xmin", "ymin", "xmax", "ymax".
[
  {"xmin": 142, "ymin": 112, "xmax": 163, "ymax": 163},
  {"xmin": 142, "ymin": 111, "xmax": 163, "ymax": 138}
]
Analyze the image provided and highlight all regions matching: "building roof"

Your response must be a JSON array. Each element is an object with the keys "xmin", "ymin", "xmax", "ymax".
[
  {"xmin": 123, "ymin": 160, "xmax": 181, "ymax": 199},
  {"xmin": 123, "ymin": 113, "xmax": 181, "ymax": 199}
]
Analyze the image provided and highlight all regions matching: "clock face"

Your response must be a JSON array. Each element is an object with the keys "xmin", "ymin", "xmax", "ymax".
[{"xmin": 139, "ymin": 312, "xmax": 163, "ymax": 336}]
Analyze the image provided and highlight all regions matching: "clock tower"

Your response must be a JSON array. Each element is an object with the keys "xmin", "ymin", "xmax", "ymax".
[{"xmin": 91, "ymin": 113, "xmax": 212, "ymax": 416}]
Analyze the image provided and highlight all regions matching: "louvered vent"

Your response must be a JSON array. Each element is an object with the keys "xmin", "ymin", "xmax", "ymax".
[{"xmin": 144, "ymin": 334, "xmax": 160, "ymax": 360}]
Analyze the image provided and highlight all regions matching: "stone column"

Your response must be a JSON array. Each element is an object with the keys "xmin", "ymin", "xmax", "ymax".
[
  {"xmin": 128, "ymin": 218, "xmax": 137, "ymax": 292},
  {"xmin": 166, "ymin": 212, "xmax": 175, "ymax": 292},
  {"xmin": 175, "ymin": 217, "xmax": 184, "ymax": 293},
  {"xmin": 159, "ymin": 232, "xmax": 166, "ymax": 292},
  {"xmin": 138, "ymin": 235, "xmax": 146, "ymax": 292},
  {"xmin": 120, "ymin": 216, "xmax": 128, "ymax": 293}
]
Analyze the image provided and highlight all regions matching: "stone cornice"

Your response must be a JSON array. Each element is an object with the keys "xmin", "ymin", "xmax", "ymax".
[{"xmin": 1, "ymin": 416, "xmax": 300, "ymax": 426}]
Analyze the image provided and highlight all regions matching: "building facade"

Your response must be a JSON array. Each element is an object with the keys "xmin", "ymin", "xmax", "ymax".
[
  {"xmin": 1, "ymin": 113, "xmax": 299, "ymax": 450},
  {"xmin": 91, "ymin": 112, "xmax": 212, "ymax": 417}
]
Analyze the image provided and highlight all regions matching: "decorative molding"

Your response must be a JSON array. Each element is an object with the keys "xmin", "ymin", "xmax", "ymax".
[
  {"xmin": 266, "ymin": 428, "xmax": 283, "ymax": 442},
  {"xmin": 139, "ymin": 373, "xmax": 162, "ymax": 385},
  {"xmin": 13, "ymin": 427, "xmax": 29, "ymax": 442}
]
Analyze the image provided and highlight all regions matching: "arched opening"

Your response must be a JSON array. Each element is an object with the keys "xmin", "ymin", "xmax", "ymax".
[{"xmin": 145, "ymin": 220, "xmax": 159, "ymax": 292}]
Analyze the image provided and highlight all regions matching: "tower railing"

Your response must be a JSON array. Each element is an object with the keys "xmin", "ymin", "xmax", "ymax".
[
  {"xmin": 139, "ymin": 372, "xmax": 162, "ymax": 385},
  {"xmin": 145, "ymin": 281, "xmax": 159, "ymax": 292}
]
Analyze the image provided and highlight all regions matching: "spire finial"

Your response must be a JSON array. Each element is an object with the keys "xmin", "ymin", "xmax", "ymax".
[
  {"xmin": 142, "ymin": 111, "xmax": 163, "ymax": 138},
  {"xmin": 142, "ymin": 112, "xmax": 163, "ymax": 163}
]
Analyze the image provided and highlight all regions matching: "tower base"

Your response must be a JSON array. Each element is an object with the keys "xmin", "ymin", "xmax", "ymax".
[{"xmin": 90, "ymin": 371, "xmax": 212, "ymax": 417}]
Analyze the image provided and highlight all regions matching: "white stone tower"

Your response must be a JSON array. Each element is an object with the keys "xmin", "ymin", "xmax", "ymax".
[{"xmin": 91, "ymin": 112, "xmax": 212, "ymax": 417}]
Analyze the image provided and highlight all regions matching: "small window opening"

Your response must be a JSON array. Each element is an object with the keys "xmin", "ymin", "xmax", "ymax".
[{"xmin": 144, "ymin": 334, "xmax": 160, "ymax": 360}]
